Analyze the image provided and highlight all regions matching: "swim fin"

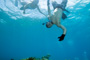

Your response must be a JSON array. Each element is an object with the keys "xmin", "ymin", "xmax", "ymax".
[
  {"xmin": 58, "ymin": 34, "xmax": 65, "ymax": 41},
  {"xmin": 62, "ymin": 13, "xmax": 67, "ymax": 20}
]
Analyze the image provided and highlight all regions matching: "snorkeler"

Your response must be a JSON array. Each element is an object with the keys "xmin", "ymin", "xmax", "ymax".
[
  {"xmin": 19, "ymin": 0, "xmax": 46, "ymax": 16},
  {"xmin": 15, "ymin": 0, "xmax": 46, "ymax": 16},
  {"xmin": 44, "ymin": 0, "xmax": 68, "ymax": 41}
]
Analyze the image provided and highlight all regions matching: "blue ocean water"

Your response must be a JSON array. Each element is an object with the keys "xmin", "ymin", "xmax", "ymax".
[{"xmin": 0, "ymin": 0, "xmax": 90, "ymax": 60}]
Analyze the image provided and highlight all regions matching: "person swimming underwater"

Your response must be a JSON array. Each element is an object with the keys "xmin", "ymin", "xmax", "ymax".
[
  {"xmin": 44, "ymin": 0, "xmax": 69, "ymax": 41},
  {"xmin": 15, "ymin": 0, "xmax": 46, "ymax": 16}
]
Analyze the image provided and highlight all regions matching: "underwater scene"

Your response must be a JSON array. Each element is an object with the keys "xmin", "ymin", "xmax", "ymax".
[{"xmin": 0, "ymin": 0, "xmax": 90, "ymax": 60}]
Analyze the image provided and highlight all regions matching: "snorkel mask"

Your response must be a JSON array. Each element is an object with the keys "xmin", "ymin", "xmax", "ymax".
[{"xmin": 42, "ymin": 20, "xmax": 53, "ymax": 28}]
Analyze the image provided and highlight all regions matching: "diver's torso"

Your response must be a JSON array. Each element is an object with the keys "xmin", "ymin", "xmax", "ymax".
[
  {"xmin": 26, "ymin": 0, "xmax": 39, "ymax": 9},
  {"xmin": 51, "ymin": 8, "xmax": 63, "ymax": 24}
]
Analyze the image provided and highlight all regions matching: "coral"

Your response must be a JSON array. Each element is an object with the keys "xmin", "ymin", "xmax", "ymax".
[
  {"xmin": 21, "ymin": 57, "xmax": 35, "ymax": 60},
  {"xmin": 11, "ymin": 59, "xmax": 14, "ymax": 60},
  {"xmin": 28, "ymin": 57, "xmax": 35, "ymax": 60}
]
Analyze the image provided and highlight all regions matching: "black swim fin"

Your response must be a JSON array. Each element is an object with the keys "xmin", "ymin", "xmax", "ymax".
[
  {"xmin": 58, "ymin": 34, "xmax": 65, "ymax": 41},
  {"xmin": 62, "ymin": 13, "xmax": 67, "ymax": 20},
  {"xmin": 64, "ymin": 9, "xmax": 70, "ymax": 13}
]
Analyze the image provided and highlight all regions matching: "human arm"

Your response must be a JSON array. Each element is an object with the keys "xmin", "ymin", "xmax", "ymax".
[
  {"xmin": 37, "ymin": 6, "xmax": 47, "ymax": 17},
  {"xmin": 47, "ymin": 0, "xmax": 51, "ymax": 18}
]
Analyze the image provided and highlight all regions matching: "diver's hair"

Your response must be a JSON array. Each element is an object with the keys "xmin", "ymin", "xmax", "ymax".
[{"xmin": 46, "ymin": 22, "xmax": 52, "ymax": 28}]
